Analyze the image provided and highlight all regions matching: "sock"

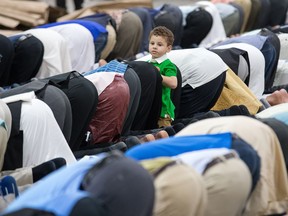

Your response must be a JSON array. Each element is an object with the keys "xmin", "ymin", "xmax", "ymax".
[
  {"xmin": 229, "ymin": 105, "xmax": 242, "ymax": 115},
  {"xmin": 164, "ymin": 126, "xmax": 176, "ymax": 136},
  {"xmin": 172, "ymin": 123, "xmax": 185, "ymax": 133},
  {"xmin": 49, "ymin": 157, "xmax": 66, "ymax": 170},
  {"xmin": 32, "ymin": 161, "xmax": 56, "ymax": 182},
  {"xmin": 108, "ymin": 142, "xmax": 127, "ymax": 152},
  {"xmin": 239, "ymin": 105, "xmax": 251, "ymax": 116},
  {"xmin": 74, "ymin": 142, "xmax": 127, "ymax": 159},
  {"xmin": 124, "ymin": 136, "xmax": 141, "ymax": 149}
]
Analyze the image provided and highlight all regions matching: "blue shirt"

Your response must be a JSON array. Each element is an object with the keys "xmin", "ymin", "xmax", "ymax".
[
  {"xmin": 125, "ymin": 132, "xmax": 232, "ymax": 160},
  {"xmin": 4, "ymin": 154, "xmax": 106, "ymax": 215},
  {"xmin": 37, "ymin": 20, "xmax": 107, "ymax": 41},
  {"xmin": 213, "ymin": 34, "xmax": 267, "ymax": 50}
]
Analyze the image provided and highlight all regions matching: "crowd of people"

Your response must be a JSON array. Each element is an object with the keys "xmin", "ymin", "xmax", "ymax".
[{"xmin": 0, "ymin": 0, "xmax": 288, "ymax": 215}]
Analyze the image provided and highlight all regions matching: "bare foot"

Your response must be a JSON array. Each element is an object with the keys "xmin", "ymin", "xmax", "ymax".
[
  {"xmin": 266, "ymin": 89, "xmax": 288, "ymax": 106},
  {"xmin": 139, "ymin": 134, "xmax": 155, "ymax": 143},
  {"xmin": 98, "ymin": 59, "xmax": 107, "ymax": 67},
  {"xmin": 154, "ymin": 130, "xmax": 169, "ymax": 140}
]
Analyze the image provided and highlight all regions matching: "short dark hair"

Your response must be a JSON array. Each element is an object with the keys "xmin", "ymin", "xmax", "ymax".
[{"xmin": 149, "ymin": 26, "xmax": 174, "ymax": 46}]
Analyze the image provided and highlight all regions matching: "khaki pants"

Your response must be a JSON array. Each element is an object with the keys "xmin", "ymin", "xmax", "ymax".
[
  {"xmin": 203, "ymin": 158, "xmax": 251, "ymax": 216},
  {"xmin": 154, "ymin": 163, "xmax": 207, "ymax": 216},
  {"xmin": 175, "ymin": 116, "xmax": 288, "ymax": 215},
  {"xmin": 100, "ymin": 23, "xmax": 116, "ymax": 60},
  {"xmin": 1, "ymin": 167, "xmax": 33, "ymax": 187}
]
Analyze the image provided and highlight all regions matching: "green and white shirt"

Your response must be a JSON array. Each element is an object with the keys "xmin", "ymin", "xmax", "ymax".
[{"xmin": 149, "ymin": 54, "xmax": 177, "ymax": 120}]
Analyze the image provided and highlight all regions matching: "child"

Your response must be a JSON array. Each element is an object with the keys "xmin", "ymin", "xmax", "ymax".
[{"xmin": 148, "ymin": 26, "xmax": 178, "ymax": 128}]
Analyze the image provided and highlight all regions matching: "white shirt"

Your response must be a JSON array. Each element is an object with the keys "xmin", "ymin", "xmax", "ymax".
[
  {"xmin": 24, "ymin": 28, "xmax": 72, "ymax": 79},
  {"xmin": 47, "ymin": 23, "xmax": 95, "ymax": 74},
  {"xmin": 20, "ymin": 99, "xmax": 76, "ymax": 166},
  {"xmin": 138, "ymin": 48, "xmax": 228, "ymax": 88},
  {"xmin": 149, "ymin": 53, "xmax": 168, "ymax": 64},
  {"xmin": 274, "ymin": 59, "xmax": 288, "ymax": 86},
  {"xmin": 1, "ymin": 91, "xmax": 36, "ymax": 104},
  {"xmin": 256, "ymin": 103, "xmax": 288, "ymax": 124},
  {"xmin": 213, "ymin": 43, "xmax": 265, "ymax": 98},
  {"xmin": 196, "ymin": 1, "xmax": 227, "ymax": 48},
  {"xmin": 215, "ymin": 3, "xmax": 238, "ymax": 19},
  {"xmin": 174, "ymin": 148, "xmax": 236, "ymax": 174},
  {"xmin": 85, "ymin": 72, "xmax": 123, "ymax": 96},
  {"xmin": 278, "ymin": 33, "xmax": 288, "ymax": 60}
]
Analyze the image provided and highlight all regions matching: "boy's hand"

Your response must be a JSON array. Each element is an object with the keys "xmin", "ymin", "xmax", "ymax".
[{"xmin": 156, "ymin": 66, "xmax": 160, "ymax": 71}]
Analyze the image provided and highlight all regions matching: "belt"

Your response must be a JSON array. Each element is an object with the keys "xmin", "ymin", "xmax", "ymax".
[
  {"xmin": 203, "ymin": 151, "xmax": 238, "ymax": 174},
  {"xmin": 153, "ymin": 160, "xmax": 179, "ymax": 178}
]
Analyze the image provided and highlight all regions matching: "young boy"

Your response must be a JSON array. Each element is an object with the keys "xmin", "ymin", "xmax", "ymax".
[{"xmin": 148, "ymin": 26, "xmax": 178, "ymax": 128}]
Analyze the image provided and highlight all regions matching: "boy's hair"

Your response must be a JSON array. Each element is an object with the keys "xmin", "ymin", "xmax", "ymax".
[{"xmin": 149, "ymin": 26, "xmax": 174, "ymax": 46}]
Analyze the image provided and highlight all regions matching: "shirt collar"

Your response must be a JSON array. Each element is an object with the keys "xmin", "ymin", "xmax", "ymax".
[{"xmin": 150, "ymin": 53, "xmax": 168, "ymax": 64}]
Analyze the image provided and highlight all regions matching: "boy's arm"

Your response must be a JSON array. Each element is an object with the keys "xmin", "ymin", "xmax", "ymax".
[{"xmin": 161, "ymin": 75, "xmax": 177, "ymax": 89}]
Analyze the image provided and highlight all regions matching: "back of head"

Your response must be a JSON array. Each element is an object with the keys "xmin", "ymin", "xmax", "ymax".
[{"xmin": 81, "ymin": 151, "xmax": 155, "ymax": 216}]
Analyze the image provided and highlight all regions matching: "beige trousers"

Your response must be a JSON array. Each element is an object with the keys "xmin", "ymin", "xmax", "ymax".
[
  {"xmin": 107, "ymin": 10, "xmax": 143, "ymax": 60},
  {"xmin": 1, "ymin": 167, "xmax": 33, "ymax": 187},
  {"xmin": 176, "ymin": 116, "xmax": 288, "ymax": 215},
  {"xmin": 154, "ymin": 163, "xmax": 207, "ymax": 216},
  {"xmin": 100, "ymin": 23, "xmax": 116, "ymax": 60},
  {"xmin": 141, "ymin": 158, "xmax": 207, "ymax": 216},
  {"xmin": 203, "ymin": 158, "xmax": 251, "ymax": 216}
]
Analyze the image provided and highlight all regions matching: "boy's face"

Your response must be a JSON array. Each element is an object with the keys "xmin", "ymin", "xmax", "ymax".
[{"xmin": 149, "ymin": 35, "xmax": 172, "ymax": 59}]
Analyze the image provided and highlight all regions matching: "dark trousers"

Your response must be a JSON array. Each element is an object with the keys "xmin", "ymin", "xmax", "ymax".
[
  {"xmin": 128, "ymin": 61, "xmax": 162, "ymax": 130},
  {"xmin": 44, "ymin": 72, "xmax": 99, "ymax": 151},
  {"xmin": 231, "ymin": 135, "xmax": 261, "ymax": 193},
  {"xmin": 258, "ymin": 29, "xmax": 281, "ymax": 91},
  {"xmin": 258, "ymin": 118, "xmax": 288, "ymax": 172},
  {"xmin": 122, "ymin": 68, "xmax": 141, "ymax": 136},
  {"xmin": 178, "ymin": 71, "xmax": 226, "ymax": 118},
  {"xmin": 93, "ymin": 34, "xmax": 108, "ymax": 63},
  {"xmin": 0, "ymin": 35, "xmax": 14, "ymax": 86},
  {"xmin": 268, "ymin": 0, "xmax": 288, "ymax": 26}
]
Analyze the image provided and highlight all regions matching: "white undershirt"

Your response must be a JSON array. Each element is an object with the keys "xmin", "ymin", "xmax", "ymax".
[{"xmin": 174, "ymin": 148, "xmax": 236, "ymax": 174}]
